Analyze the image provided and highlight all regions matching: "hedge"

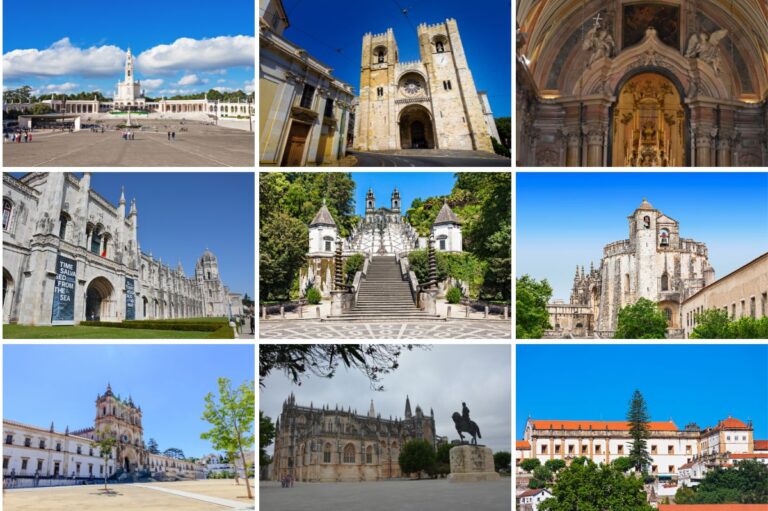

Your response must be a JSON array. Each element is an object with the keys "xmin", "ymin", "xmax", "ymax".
[{"xmin": 80, "ymin": 320, "xmax": 225, "ymax": 332}]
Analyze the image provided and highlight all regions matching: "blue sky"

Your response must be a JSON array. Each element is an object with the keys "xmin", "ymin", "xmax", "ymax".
[
  {"xmin": 3, "ymin": 0, "xmax": 254, "ymax": 97},
  {"xmin": 517, "ymin": 344, "xmax": 768, "ymax": 439},
  {"xmin": 517, "ymin": 172, "xmax": 768, "ymax": 300},
  {"xmin": 3, "ymin": 344, "xmax": 255, "ymax": 458},
  {"xmin": 9, "ymin": 172, "xmax": 254, "ymax": 297},
  {"xmin": 350, "ymin": 172, "xmax": 457, "ymax": 216},
  {"xmin": 270, "ymin": 0, "xmax": 511, "ymax": 117}
]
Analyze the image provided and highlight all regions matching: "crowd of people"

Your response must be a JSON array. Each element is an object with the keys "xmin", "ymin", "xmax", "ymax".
[
  {"xmin": 4, "ymin": 130, "xmax": 32, "ymax": 143},
  {"xmin": 122, "ymin": 130, "xmax": 135, "ymax": 140}
]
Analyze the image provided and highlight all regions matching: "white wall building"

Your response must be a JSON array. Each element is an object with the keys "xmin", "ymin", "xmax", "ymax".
[
  {"xmin": 518, "ymin": 488, "xmax": 552, "ymax": 511},
  {"xmin": 432, "ymin": 202, "xmax": 463, "ymax": 253}
]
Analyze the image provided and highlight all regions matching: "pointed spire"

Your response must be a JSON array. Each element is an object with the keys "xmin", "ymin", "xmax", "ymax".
[
  {"xmin": 129, "ymin": 197, "xmax": 137, "ymax": 215},
  {"xmin": 368, "ymin": 400, "xmax": 375, "ymax": 418},
  {"xmin": 119, "ymin": 186, "xmax": 126, "ymax": 205},
  {"xmin": 50, "ymin": 422, "xmax": 54, "ymax": 432},
  {"xmin": 405, "ymin": 395, "xmax": 412, "ymax": 418}
]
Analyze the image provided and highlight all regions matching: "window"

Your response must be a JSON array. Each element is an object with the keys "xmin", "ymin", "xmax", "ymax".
[
  {"xmin": 686, "ymin": 445, "xmax": 692, "ymax": 455},
  {"xmin": 56, "ymin": 443, "xmax": 61, "ymax": 452},
  {"xmin": 21, "ymin": 459, "xmax": 28, "ymax": 470},
  {"xmin": 100, "ymin": 466, "xmax": 104, "ymax": 475},
  {"xmin": 324, "ymin": 99, "xmax": 334, "ymax": 118},
  {"xmin": 442, "ymin": 80, "xmax": 452, "ymax": 91},
  {"xmin": 436, "ymin": 41, "xmax": 444, "ymax": 53},
  {"xmin": 440, "ymin": 239, "xmax": 446, "ymax": 250},
  {"xmin": 3, "ymin": 199, "xmax": 12, "ymax": 231},
  {"xmin": 594, "ymin": 444, "xmax": 601, "ymax": 454},
  {"xmin": 541, "ymin": 444, "xmax": 547, "ymax": 454},
  {"xmin": 664, "ymin": 308, "xmax": 672, "ymax": 326},
  {"xmin": 300, "ymin": 84, "xmax": 316, "ymax": 109},
  {"xmin": 762, "ymin": 293, "xmax": 767, "ymax": 317},
  {"xmin": 59, "ymin": 213, "xmax": 69, "ymax": 240},
  {"xmin": 727, "ymin": 436, "xmax": 731, "ymax": 441},
  {"xmin": 207, "ymin": 271, "xmax": 211, "ymax": 279},
  {"xmin": 617, "ymin": 444, "xmax": 624, "ymax": 454},
  {"xmin": 24, "ymin": 438, "xmax": 31, "ymax": 447},
  {"xmin": 568, "ymin": 445, "xmax": 574, "ymax": 454},
  {"xmin": 37, "ymin": 460, "xmax": 43, "ymax": 471},
  {"xmin": 732, "ymin": 303, "xmax": 736, "ymax": 319},
  {"xmin": 750, "ymin": 297, "xmax": 756, "ymax": 318},
  {"xmin": 366, "ymin": 445, "xmax": 373, "ymax": 464},
  {"xmin": 581, "ymin": 445, "xmax": 588, "ymax": 454},
  {"xmin": 741, "ymin": 300, "xmax": 746, "ymax": 318},
  {"xmin": 76, "ymin": 463, "xmax": 81, "ymax": 475},
  {"xmin": 376, "ymin": 87, "xmax": 384, "ymax": 97},
  {"xmin": 77, "ymin": 445, "xmax": 82, "ymax": 454},
  {"xmin": 39, "ymin": 440, "xmax": 45, "ymax": 449},
  {"xmin": 5, "ymin": 434, "xmax": 12, "ymax": 445},
  {"xmin": 669, "ymin": 465, "xmax": 675, "ymax": 473},
  {"xmin": 668, "ymin": 446, "xmax": 674, "ymax": 455},
  {"xmin": 2, "ymin": 457, "xmax": 8, "ymax": 469},
  {"xmin": 661, "ymin": 273, "xmax": 669, "ymax": 291},
  {"xmin": 555, "ymin": 445, "xmax": 561, "ymax": 454},
  {"xmin": 323, "ymin": 443, "xmax": 331, "ymax": 463},
  {"xmin": 89, "ymin": 448, "xmax": 93, "ymax": 456},
  {"xmin": 652, "ymin": 465, "xmax": 658, "ymax": 474},
  {"xmin": 89, "ymin": 464, "xmax": 93, "ymax": 475},
  {"xmin": 651, "ymin": 445, "xmax": 658, "ymax": 454},
  {"xmin": 343, "ymin": 444, "xmax": 355, "ymax": 464},
  {"xmin": 659, "ymin": 228, "xmax": 670, "ymax": 246},
  {"xmin": 91, "ymin": 231, "xmax": 102, "ymax": 254}
]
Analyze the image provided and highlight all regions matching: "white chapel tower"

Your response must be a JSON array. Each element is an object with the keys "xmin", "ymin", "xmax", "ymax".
[{"xmin": 114, "ymin": 48, "xmax": 145, "ymax": 109}]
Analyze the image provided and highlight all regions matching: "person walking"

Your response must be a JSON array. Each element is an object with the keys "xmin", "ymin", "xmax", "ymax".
[
  {"xmin": 171, "ymin": 131, "xmax": 176, "ymax": 141},
  {"xmin": 167, "ymin": 131, "xmax": 171, "ymax": 141},
  {"xmin": 28, "ymin": 132, "xmax": 32, "ymax": 143},
  {"xmin": 10, "ymin": 468, "xmax": 16, "ymax": 488},
  {"xmin": 34, "ymin": 470, "xmax": 40, "ymax": 487},
  {"xmin": 250, "ymin": 315, "xmax": 255, "ymax": 334}
]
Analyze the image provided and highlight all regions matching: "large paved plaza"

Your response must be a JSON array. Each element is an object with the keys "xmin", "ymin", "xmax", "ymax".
[
  {"xmin": 350, "ymin": 149, "xmax": 511, "ymax": 167},
  {"xmin": 3, "ymin": 480, "xmax": 254, "ymax": 511},
  {"xmin": 260, "ymin": 480, "xmax": 510, "ymax": 511},
  {"xmin": 4, "ymin": 122, "xmax": 254, "ymax": 167},
  {"xmin": 259, "ymin": 319, "xmax": 512, "ymax": 339}
]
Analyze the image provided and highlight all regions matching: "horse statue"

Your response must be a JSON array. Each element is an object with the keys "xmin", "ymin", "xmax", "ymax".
[{"xmin": 452, "ymin": 411, "xmax": 482, "ymax": 445}]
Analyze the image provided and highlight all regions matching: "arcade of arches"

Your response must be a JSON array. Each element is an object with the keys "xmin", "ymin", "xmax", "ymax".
[{"xmin": 517, "ymin": 0, "xmax": 768, "ymax": 167}]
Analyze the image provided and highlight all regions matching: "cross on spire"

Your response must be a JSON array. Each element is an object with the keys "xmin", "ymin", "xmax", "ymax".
[{"xmin": 592, "ymin": 13, "xmax": 603, "ymax": 26}]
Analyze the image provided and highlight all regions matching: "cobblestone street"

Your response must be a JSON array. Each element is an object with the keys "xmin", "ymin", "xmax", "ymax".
[{"xmin": 259, "ymin": 319, "xmax": 511, "ymax": 339}]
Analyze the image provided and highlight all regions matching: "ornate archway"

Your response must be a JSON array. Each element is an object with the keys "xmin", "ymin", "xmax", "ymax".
[
  {"xmin": 611, "ymin": 72, "xmax": 686, "ymax": 166},
  {"xmin": 398, "ymin": 105, "xmax": 435, "ymax": 149},
  {"xmin": 3, "ymin": 268, "xmax": 14, "ymax": 323},
  {"xmin": 85, "ymin": 277, "xmax": 114, "ymax": 321}
]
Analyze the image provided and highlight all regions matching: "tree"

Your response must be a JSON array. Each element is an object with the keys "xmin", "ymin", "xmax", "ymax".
[
  {"xmin": 343, "ymin": 254, "xmax": 365, "ymax": 284},
  {"xmin": 614, "ymin": 298, "xmax": 668, "ymax": 339},
  {"xmin": 516, "ymin": 275, "xmax": 553, "ymax": 338},
  {"xmin": 539, "ymin": 457, "xmax": 654, "ymax": 511},
  {"xmin": 493, "ymin": 451, "xmax": 511, "ymax": 472},
  {"xmin": 434, "ymin": 443, "xmax": 452, "ymax": 477},
  {"xmin": 30, "ymin": 103, "xmax": 53, "ymax": 115},
  {"xmin": 91, "ymin": 429, "xmax": 117, "ymax": 491},
  {"xmin": 544, "ymin": 459, "xmax": 566, "ymax": 473},
  {"xmin": 531, "ymin": 465, "xmax": 554, "ymax": 487},
  {"xmin": 398, "ymin": 439, "xmax": 435, "ymax": 479},
  {"xmin": 147, "ymin": 438, "xmax": 160, "ymax": 455},
  {"xmin": 612, "ymin": 456, "xmax": 634, "ymax": 473},
  {"xmin": 675, "ymin": 460, "xmax": 768, "ymax": 504},
  {"xmin": 259, "ymin": 212, "xmax": 307, "ymax": 301},
  {"xmin": 3, "ymin": 85, "xmax": 33, "ymax": 103},
  {"xmin": 626, "ymin": 389, "xmax": 652, "ymax": 473},
  {"xmin": 201, "ymin": 378, "xmax": 255, "ymax": 500},
  {"xmin": 241, "ymin": 293, "xmax": 254, "ymax": 307},
  {"xmin": 259, "ymin": 411, "xmax": 276, "ymax": 466},
  {"xmin": 163, "ymin": 447, "xmax": 185, "ymax": 460},
  {"xmin": 691, "ymin": 310, "xmax": 768, "ymax": 339},
  {"xmin": 495, "ymin": 117, "xmax": 511, "ymax": 148},
  {"xmin": 259, "ymin": 344, "xmax": 419, "ymax": 391},
  {"xmin": 520, "ymin": 458, "xmax": 541, "ymax": 473}
]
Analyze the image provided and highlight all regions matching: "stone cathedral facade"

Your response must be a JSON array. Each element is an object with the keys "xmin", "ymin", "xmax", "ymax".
[
  {"xmin": 548, "ymin": 199, "xmax": 713, "ymax": 337},
  {"xmin": 2, "ymin": 173, "xmax": 242, "ymax": 325},
  {"xmin": 354, "ymin": 19, "xmax": 495, "ymax": 153},
  {"xmin": 271, "ymin": 393, "xmax": 438, "ymax": 482}
]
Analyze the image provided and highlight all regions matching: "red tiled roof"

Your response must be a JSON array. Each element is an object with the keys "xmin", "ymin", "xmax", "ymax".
[
  {"xmin": 729, "ymin": 453, "xmax": 768, "ymax": 459},
  {"xmin": 716, "ymin": 417, "xmax": 750, "ymax": 430},
  {"xmin": 517, "ymin": 440, "xmax": 531, "ymax": 450},
  {"xmin": 659, "ymin": 506, "xmax": 768, "ymax": 511},
  {"xmin": 519, "ymin": 488, "xmax": 547, "ymax": 498},
  {"xmin": 753, "ymin": 440, "xmax": 768, "ymax": 451},
  {"xmin": 530, "ymin": 419, "xmax": 678, "ymax": 432}
]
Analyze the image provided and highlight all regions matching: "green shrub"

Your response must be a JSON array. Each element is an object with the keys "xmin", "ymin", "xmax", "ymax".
[
  {"xmin": 408, "ymin": 249, "xmax": 448, "ymax": 283},
  {"xmin": 446, "ymin": 287, "xmax": 462, "ymax": 304},
  {"xmin": 207, "ymin": 324, "xmax": 235, "ymax": 339},
  {"xmin": 344, "ymin": 254, "xmax": 365, "ymax": 283},
  {"xmin": 491, "ymin": 136, "xmax": 510, "ymax": 157},
  {"xmin": 306, "ymin": 287, "xmax": 321, "ymax": 304},
  {"xmin": 80, "ymin": 320, "xmax": 225, "ymax": 332}
]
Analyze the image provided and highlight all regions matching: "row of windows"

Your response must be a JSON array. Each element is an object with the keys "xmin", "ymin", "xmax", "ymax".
[
  {"xmin": 3, "ymin": 456, "xmax": 110, "ymax": 476},
  {"xmin": 540, "ymin": 442, "xmax": 693, "ymax": 456},
  {"xmin": 442, "ymin": 80, "xmax": 452, "ymax": 91},
  {"xmin": 687, "ymin": 293, "xmax": 767, "ymax": 327}
]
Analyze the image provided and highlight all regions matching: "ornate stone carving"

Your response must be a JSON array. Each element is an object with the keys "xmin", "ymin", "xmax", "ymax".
[
  {"xmin": 685, "ymin": 30, "xmax": 728, "ymax": 74},
  {"xmin": 582, "ymin": 14, "xmax": 615, "ymax": 66}
]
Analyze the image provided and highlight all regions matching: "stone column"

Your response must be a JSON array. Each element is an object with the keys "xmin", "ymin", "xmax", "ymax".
[
  {"xmin": 717, "ymin": 138, "xmax": 731, "ymax": 167},
  {"xmin": 695, "ymin": 131, "xmax": 712, "ymax": 167},
  {"xmin": 586, "ymin": 130, "xmax": 604, "ymax": 166},
  {"xmin": 565, "ymin": 131, "xmax": 580, "ymax": 167}
]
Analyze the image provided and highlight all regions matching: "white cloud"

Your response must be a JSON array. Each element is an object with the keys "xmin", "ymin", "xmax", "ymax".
[
  {"xmin": 3, "ymin": 38, "xmax": 124, "ymax": 79},
  {"xmin": 177, "ymin": 74, "xmax": 199, "ymax": 86},
  {"xmin": 43, "ymin": 82, "xmax": 80, "ymax": 93},
  {"xmin": 157, "ymin": 88, "xmax": 197, "ymax": 96},
  {"xmin": 141, "ymin": 79, "xmax": 164, "ymax": 90},
  {"xmin": 244, "ymin": 79, "xmax": 254, "ymax": 93},
  {"xmin": 217, "ymin": 79, "xmax": 227, "ymax": 84},
  {"xmin": 213, "ymin": 86, "xmax": 234, "ymax": 93},
  {"xmin": 136, "ymin": 35, "xmax": 255, "ymax": 74}
]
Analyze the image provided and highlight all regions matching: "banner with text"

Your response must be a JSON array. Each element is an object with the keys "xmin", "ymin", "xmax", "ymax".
[
  {"xmin": 125, "ymin": 277, "xmax": 135, "ymax": 320},
  {"xmin": 51, "ymin": 254, "xmax": 77, "ymax": 325}
]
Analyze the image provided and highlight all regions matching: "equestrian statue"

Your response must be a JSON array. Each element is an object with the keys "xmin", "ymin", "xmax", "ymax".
[{"xmin": 451, "ymin": 401, "xmax": 482, "ymax": 445}]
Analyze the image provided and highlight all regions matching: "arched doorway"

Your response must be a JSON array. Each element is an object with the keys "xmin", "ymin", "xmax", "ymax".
[
  {"xmin": 398, "ymin": 105, "xmax": 435, "ymax": 149},
  {"xmin": 85, "ymin": 277, "xmax": 114, "ymax": 321},
  {"xmin": 142, "ymin": 297, "xmax": 148, "ymax": 318},
  {"xmin": 611, "ymin": 72, "xmax": 686, "ymax": 167},
  {"xmin": 124, "ymin": 457, "xmax": 130, "ymax": 472}
]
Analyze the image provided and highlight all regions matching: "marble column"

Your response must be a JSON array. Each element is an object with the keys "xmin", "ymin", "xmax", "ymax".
[
  {"xmin": 717, "ymin": 138, "xmax": 731, "ymax": 167},
  {"xmin": 586, "ymin": 130, "xmax": 604, "ymax": 166},
  {"xmin": 695, "ymin": 132, "xmax": 712, "ymax": 167},
  {"xmin": 566, "ymin": 131, "xmax": 580, "ymax": 166}
]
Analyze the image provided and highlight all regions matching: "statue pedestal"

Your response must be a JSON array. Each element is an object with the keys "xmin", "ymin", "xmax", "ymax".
[
  {"xmin": 420, "ymin": 288, "xmax": 439, "ymax": 315},
  {"xmin": 447, "ymin": 445, "xmax": 500, "ymax": 483},
  {"xmin": 330, "ymin": 290, "xmax": 353, "ymax": 316}
]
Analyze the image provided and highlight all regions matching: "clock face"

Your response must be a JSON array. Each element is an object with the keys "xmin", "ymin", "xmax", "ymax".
[
  {"xmin": 436, "ymin": 54, "xmax": 448, "ymax": 67},
  {"xmin": 403, "ymin": 78, "xmax": 422, "ymax": 95}
]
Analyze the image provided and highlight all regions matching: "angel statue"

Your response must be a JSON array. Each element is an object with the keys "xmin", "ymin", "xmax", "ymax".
[
  {"xmin": 685, "ymin": 29, "xmax": 728, "ymax": 74},
  {"xmin": 582, "ymin": 15, "xmax": 616, "ymax": 66}
]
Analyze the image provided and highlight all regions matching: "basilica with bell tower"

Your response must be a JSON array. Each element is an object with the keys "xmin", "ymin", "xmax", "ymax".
[{"xmin": 354, "ymin": 19, "xmax": 496, "ymax": 153}]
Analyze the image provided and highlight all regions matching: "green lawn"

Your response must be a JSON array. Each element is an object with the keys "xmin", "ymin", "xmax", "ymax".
[{"xmin": 3, "ymin": 325, "xmax": 221, "ymax": 339}]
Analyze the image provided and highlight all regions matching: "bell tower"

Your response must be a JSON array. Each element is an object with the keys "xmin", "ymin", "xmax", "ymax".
[
  {"xmin": 356, "ymin": 29, "xmax": 399, "ymax": 151},
  {"xmin": 365, "ymin": 188, "xmax": 376, "ymax": 215},
  {"xmin": 391, "ymin": 187, "xmax": 401, "ymax": 212}
]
